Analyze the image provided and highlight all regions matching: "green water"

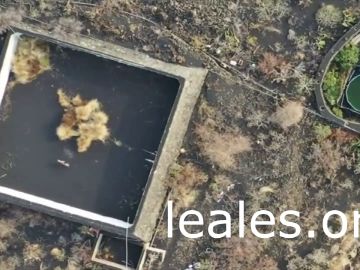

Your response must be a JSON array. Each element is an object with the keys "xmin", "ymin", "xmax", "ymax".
[{"xmin": 346, "ymin": 75, "xmax": 360, "ymax": 111}]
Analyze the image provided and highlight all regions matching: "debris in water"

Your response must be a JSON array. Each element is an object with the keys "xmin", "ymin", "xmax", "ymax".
[
  {"xmin": 112, "ymin": 137, "xmax": 122, "ymax": 147},
  {"xmin": 12, "ymin": 37, "xmax": 51, "ymax": 84},
  {"xmin": 57, "ymin": 159, "xmax": 70, "ymax": 167},
  {"xmin": 56, "ymin": 89, "xmax": 110, "ymax": 153}
]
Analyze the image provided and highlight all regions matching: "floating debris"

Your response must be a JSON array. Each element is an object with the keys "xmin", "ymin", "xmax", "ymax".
[
  {"xmin": 56, "ymin": 89, "xmax": 110, "ymax": 152},
  {"xmin": 57, "ymin": 159, "xmax": 70, "ymax": 168},
  {"xmin": 112, "ymin": 137, "xmax": 122, "ymax": 147},
  {"xmin": 12, "ymin": 37, "xmax": 51, "ymax": 84}
]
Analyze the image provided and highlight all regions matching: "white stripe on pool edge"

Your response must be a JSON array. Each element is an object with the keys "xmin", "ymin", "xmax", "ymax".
[{"xmin": 0, "ymin": 186, "xmax": 132, "ymax": 228}]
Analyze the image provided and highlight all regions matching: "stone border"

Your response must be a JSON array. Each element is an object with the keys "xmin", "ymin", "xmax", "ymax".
[
  {"xmin": 315, "ymin": 21, "xmax": 360, "ymax": 132},
  {"xmin": 1, "ymin": 23, "xmax": 207, "ymax": 243}
]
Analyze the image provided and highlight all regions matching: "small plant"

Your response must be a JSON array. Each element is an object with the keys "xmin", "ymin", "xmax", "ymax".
[
  {"xmin": 294, "ymin": 74, "xmax": 315, "ymax": 95},
  {"xmin": 0, "ymin": 7, "xmax": 23, "ymax": 34},
  {"xmin": 224, "ymin": 28, "xmax": 240, "ymax": 51},
  {"xmin": 323, "ymin": 69, "xmax": 341, "ymax": 106},
  {"xmin": 316, "ymin": 4, "xmax": 343, "ymax": 28},
  {"xmin": 213, "ymin": 234, "xmax": 275, "ymax": 270},
  {"xmin": 314, "ymin": 124, "xmax": 332, "ymax": 141},
  {"xmin": 68, "ymin": 241, "xmax": 93, "ymax": 266},
  {"xmin": 335, "ymin": 43, "xmax": 360, "ymax": 71},
  {"xmin": 351, "ymin": 138, "xmax": 360, "ymax": 152},
  {"xmin": 315, "ymin": 31, "xmax": 330, "ymax": 51},
  {"xmin": 0, "ymin": 219, "xmax": 16, "ymax": 239},
  {"xmin": 298, "ymin": 0, "xmax": 312, "ymax": 7},
  {"xmin": 39, "ymin": 0, "xmax": 57, "ymax": 13},
  {"xmin": 332, "ymin": 106, "xmax": 343, "ymax": 118},
  {"xmin": 293, "ymin": 35, "xmax": 309, "ymax": 50},
  {"xmin": 51, "ymin": 247, "xmax": 66, "ymax": 261},
  {"xmin": 270, "ymin": 101, "xmax": 304, "ymax": 130},
  {"xmin": 198, "ymin": 259, "xmax": 215, "ymax": 270},
  {"xmin": 246, "ymin": 35, "xmax": 258, "ymax": 48},
  {"xmin": 23, "ymin": 243, "xmax": 45, "ymax": 265},
  {"xmin": 169, "ymin": 162, "xmax": 208, "ymax": 213},
  {"xmin": 0, "ymin": 255, "xmax": 20, "ymax": 270},
  {"xmin": 254, "ymin": 0, "xmax": 290, "ymax": 22},
  {"xmin": 342, "ymin": 9, "xmax": 358, "ymax": 28},
  {"xmin": 52, "ymin": 17, "xmax": 84, "ymax": 38},
  {"xmin": 56, "ymin": 89, "xmax": 110, "ymax": 152},
  {"xmin": 246, "ymin": 110, "xmax": 266, "ymax": 128},
  {"xmin": 191, "ymin": 36, "xmax": 207, "ymax": 50},
  {"xmin": 209, "ymin": 174, "xmax": 234, "ymax": 201}
]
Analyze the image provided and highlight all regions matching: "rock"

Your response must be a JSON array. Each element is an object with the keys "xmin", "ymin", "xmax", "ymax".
[
  {"xmin": 142, "ymin": 45, "xmax": 152, "ymax": 52},
  {"xmin": 295, "ymin": 52, "xmax": 305, "ymax": 60},
  {"xmin": 287, "ymin": 29, "xmax": 296, "ymax": 41},
  {"xmin": 230, "ymin": 60, "xmax": 237, "ymax": 66}
]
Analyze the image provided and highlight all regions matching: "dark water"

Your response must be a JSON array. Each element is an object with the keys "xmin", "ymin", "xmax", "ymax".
[
  {"xmin": 0, "ymin": 41, "xmax": 179, "ymax": 222},
  {"xmin": 346, "ymin": 75, "xmax": 360, "ymax": 111}
]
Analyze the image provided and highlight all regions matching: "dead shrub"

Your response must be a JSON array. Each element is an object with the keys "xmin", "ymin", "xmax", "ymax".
[
  {"xmin": 270, "ymin": 101, "xmax": 304, "ymax": 129},
  {"xmin": 52, "ymin": 17, "xmax": 84, "ymax": 38},
  {"xmin": 169, "ymin": 163, "xmax": 208, "ymax": 214},
  {"xmin": 255, "ymin": 256, "xmax": 279, "ymax": 270},
  {"xmin": 214, "ymin": 234, "xmax": 277, "ymax": 270},
  {"xmin": 330, "ymin": 128, "xmax": 358, "ymax": 144},
  {"xmin": 258, "ymin": 52, "xmax": 292, "ymax": 83},
  {"xmin": 195, "ymin": 124, "xmax": 252, "ymax": 170},
  {"xmin": 0, "ymin": 7, "xmax": 23, "ymax": 34},
  {"xmin": 68, "ymin": 241, "xmax": 93, "ymax": 267},
  {"xmin": 259, "ymin": 52, "xmax": 284, "ymax": 76},
  {"xmin": 0, "ymin": 219, "xmax": 17, "ymax": 239},
  {"xmin": 311, "ymin": 140, "xmax": 343, "ymax": 180},
  {"xmin": 23, "ymin": 243, "xmax": 45, "ymax": 265},
  {"xmin": 0, "ymin": 255, "xmax": 20, "ymax": 270}
]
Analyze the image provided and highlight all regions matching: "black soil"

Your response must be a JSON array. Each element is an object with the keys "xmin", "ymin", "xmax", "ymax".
[{"xmin": 0, "ymin": 38, "xmax": 179, "ymax": 223}]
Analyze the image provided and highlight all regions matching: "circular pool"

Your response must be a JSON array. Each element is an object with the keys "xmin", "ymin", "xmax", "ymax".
[{"xmin": 346, "ymin": 74, "xmax": 360, "ymax": 111}]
